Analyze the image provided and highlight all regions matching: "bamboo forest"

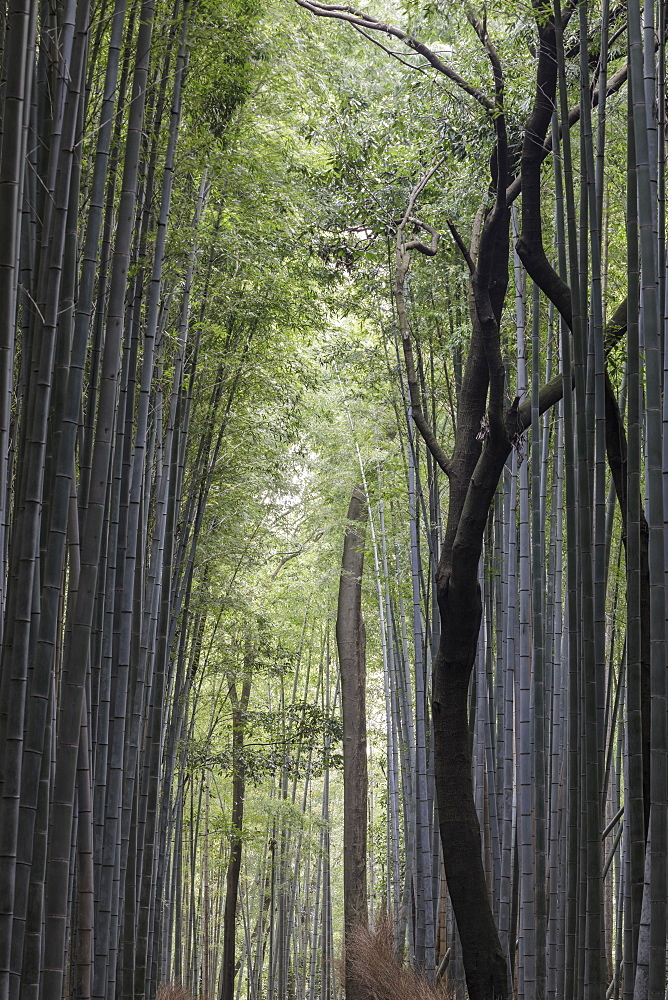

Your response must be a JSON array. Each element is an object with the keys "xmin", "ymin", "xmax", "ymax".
[{"xmin": 0, "ymin": 0, "xmax": 667, "ymax": 998}]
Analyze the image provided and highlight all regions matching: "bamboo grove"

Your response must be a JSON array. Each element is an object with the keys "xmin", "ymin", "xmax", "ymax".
[
  {"xmin": 0, "ymin": 0, "xmax": 666, "ymax": 999},
  {"xmin": 0, "ymin": 0, "xmax": 319, "ymax": 995},
  {"xmin": 287, "ymin": 0, "xmax": 668, "ymax": 996}
]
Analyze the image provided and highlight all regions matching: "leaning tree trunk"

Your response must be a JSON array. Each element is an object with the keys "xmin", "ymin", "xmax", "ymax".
[
  {"xmin": 432, "ymin": 437, "xmax": 514, "ymax": 1000},
  {"xmin": 336, "ymin": 485, "xmax": 369, "ymax": 1000}
]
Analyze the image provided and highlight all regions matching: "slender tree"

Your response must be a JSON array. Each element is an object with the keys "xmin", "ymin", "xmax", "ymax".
[{"xmin": 336, "ymin": 486, "xmax": 369, "ymax": 1000}]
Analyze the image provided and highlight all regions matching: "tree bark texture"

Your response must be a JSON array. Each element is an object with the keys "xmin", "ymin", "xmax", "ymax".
[{"xmin": 336, "ymin": 486, "xmax": 369, "ymax": 1000}]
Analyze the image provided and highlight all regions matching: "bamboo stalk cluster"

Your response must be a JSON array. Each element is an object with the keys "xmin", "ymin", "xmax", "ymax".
[
  {"xmin": 0, "ymin": 1, "xmax": 267, "ymax": 997},
  {"xmin": 328, "ymin": 0, "xmax": 668, "ymax": 994}
]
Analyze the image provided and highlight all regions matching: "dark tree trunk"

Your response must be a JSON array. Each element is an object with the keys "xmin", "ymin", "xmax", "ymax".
[
  {"xmin": 433, "ymin": 431, "xmax": 512, "ymax": 1000},
  {"xmin": 336, "ymin": 486, "xmax": 369, "ymax": 1000},
  {"xmin": 603, "ymin": 373, "xmax": 651, "ymax": 840},
  {"xmin": 220, "ymin": 671, "xmax": 252, "ymax": 1000}
]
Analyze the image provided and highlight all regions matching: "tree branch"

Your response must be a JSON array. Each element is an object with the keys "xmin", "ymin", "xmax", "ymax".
[
  {"xmin": 446, "ymin": 219, "xmax": 475, "ymax": 274},
  {"xmin": 469, "ymin": 8, "xmax": 508, "ymax": 208},
  {"xmin": 515, "ymin": 373, "xmax": 564, "ymax": 431},
  {"xmin": 512, "ymin": 300, "xmax": 627, "ymax": 434},
  {"xmin": 505, "ymin": 61, "xmax": 629, "ymax": 206},
  {"xmin": 457, "ymin": 16, "xmax": 509, "ymax": 436},
  {"xmin": 350, "ymin": 23, "xmax": 433, "ymax": 75},
  {"xmin": 293, "ymin": 0, "xmax": 495, "ymax": 112},
  {"xmin": 397, "ymin": 159, "xmax": 443, "ymax": 229},
  {"xmin": 270, "ymin": 549, "xmax": 303, "ymax": 580},
  {"xmin": 394, "ymin": 170, "xmax": 453, "ymax": 477},
  {"xmin": 405, "ymin": 218, "xmax": 439, "ymax": 255}
]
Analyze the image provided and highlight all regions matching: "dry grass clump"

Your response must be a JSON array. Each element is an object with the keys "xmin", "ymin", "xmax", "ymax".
[
  {"xmin": 347, "ymin": 915, "xmax": 451, "ymax": 1000},
  {"xmin": 156, "ymin": 984, "xmax": 196, "ymax": 1000}
]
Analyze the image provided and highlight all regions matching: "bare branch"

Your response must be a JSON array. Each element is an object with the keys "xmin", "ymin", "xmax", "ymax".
[
  {"xmin": 270, "ymin": 549, "xmax": 303, "ymax": 580},
  {"xmin": 294, "ymin": 0, "xmax": 495, "ymax": 112},
  {"xmin": 396, "ymin": 159, "xmax": 444, "ymax": 235},
  {"xmin": 446, "ymin": 220, "xmax": 475, "ymax": 274},
  {"xmin": 351, "ymin": 23, "xmax": 433, "ymax": 75},
  {"xmin": 405, "ymin": 218, "xmax": 439, "ymax": 255}
]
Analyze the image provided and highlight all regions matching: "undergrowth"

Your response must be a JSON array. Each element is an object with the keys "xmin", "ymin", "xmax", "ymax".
[{"xmin": 347, "ymin": 914, "xmax": 451, "ymax": 1000}]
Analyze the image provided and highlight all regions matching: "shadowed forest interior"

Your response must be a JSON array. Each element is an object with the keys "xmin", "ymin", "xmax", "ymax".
[{"xmin": 0, "ymin": 0, "xmax": 666, "ymax": 999}]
